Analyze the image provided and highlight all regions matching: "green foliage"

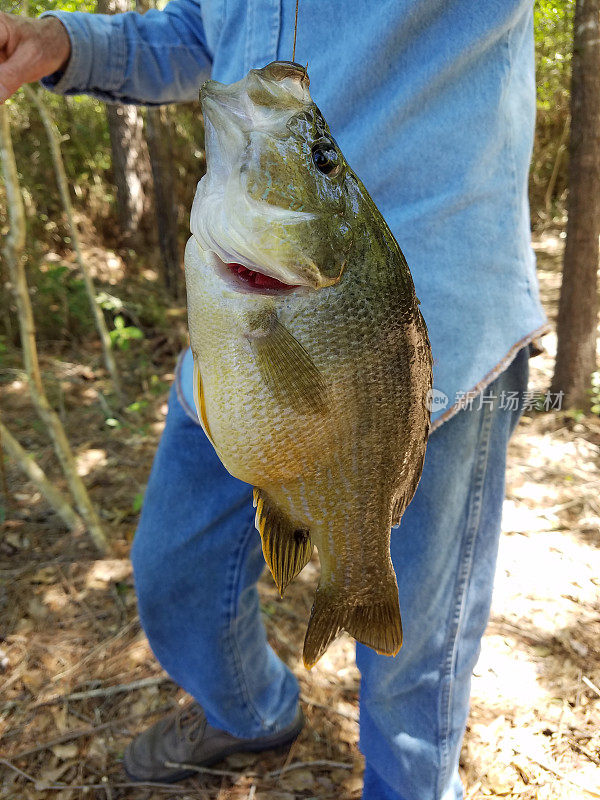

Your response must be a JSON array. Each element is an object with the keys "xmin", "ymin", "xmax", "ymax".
[
  {"xmin": 4, "ymin": 91, "xmax": 113, "ymax": 253},
  {"xmin": 33, "ymin": 262, "xmax": 94, "ymax": 340},
  {"xmin": 132, "ymin": 491, "xmax": 145, "ymax": 513},
  {"xmin": 0, "ymin": 0, "xmax": 97, "ymax": 14},
  {"xmin": 0, "ymin": 336, "xmax": 8, "ymax": 368},
  {"xmin": 115, "ymin": 580, "xmax": 133, "ymax": 596},
  {"xmin": 0, "ymin": 0, "xmax": 575, "ymax": 369},
  {"xmin": 534, "ymin": 0, "xmax": 574, "ymax": 110},
  {"xmin": 531, "ymin": 0, "xmax": 575, "ymax": 222},
  {"xmin": 126, "ymin": 399, "xmax": 149, "ymax": 413},
  {"xmin": 97, "ymin": 291, "xmax": 126, "ymax": 314},
  {"xmin": 109, "ymin": 315, "xmax": 144, "ymax": 351},
  {"xmin": 149, "ymin": 374, "xmax": 168, "ymax": 395}
]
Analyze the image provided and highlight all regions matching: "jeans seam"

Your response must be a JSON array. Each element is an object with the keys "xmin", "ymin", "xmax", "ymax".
[
  {"xmin": 222, "ymin": 518, "xmax": 269, "ymax": 732},
  {"xmin": 109, "ymin": 21, "xmax": 127, "ymax": 92},
  {"xmin": 436, "ymin": 400, "xmax": 495, "ymax": 797},
  {"xmin": 269, "ymin": 0, "xmax": 281, "ymax": 61},
  {"xmin": 244, "ymin": 0, "xmax": 253, "ymax": 73}
]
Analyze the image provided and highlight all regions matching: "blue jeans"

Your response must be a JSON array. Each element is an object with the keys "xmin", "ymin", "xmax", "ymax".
[{"xmin": 131, "ymin": 346, "xmax": 529, "ymax": 800}]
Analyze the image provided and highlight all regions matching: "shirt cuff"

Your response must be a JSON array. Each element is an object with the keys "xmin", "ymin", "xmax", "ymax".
[{"xmin": 39, "ymin": 11, "xmax": 125, "ymax": 97}]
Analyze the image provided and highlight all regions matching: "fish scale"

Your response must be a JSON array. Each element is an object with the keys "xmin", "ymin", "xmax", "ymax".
[{"xmin": 185, "ymin": 61, "xmax": 432, "ymax": 667}]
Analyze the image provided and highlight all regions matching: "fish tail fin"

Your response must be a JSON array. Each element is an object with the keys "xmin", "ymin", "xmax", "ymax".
[{"xmin": 302, "ymin": 577, "xmax": 402, "ymax": 669}]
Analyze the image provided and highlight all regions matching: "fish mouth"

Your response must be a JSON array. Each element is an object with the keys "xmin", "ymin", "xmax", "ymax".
[{"xmin": 204, "ymin": 248, "xmax": 304, "ymax": 295}]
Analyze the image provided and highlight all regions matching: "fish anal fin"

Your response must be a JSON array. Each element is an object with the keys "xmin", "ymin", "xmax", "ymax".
[
  {"xmin": 392, "ymin": 444, "xmax": 427, "ymax": 527},
  {"xmin": 246, "ymin": 312, "xmax": 327, "ymax": 415},
  {"xmin": 391, "ymin": 493, "xmax": 410, "ymax": 528},
  {"xmin": 303, "ymin": 581, "xmax": 402, "ymax": 669},
  {"xmin": 253, "ymin": 488, "xmax": 313, "ymax": 597}
]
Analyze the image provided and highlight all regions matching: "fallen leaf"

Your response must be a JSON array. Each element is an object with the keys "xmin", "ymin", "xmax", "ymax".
[
  {"xmin": 486, "ymin": 766, "xmax": 516, "ymax": 795},
  {"xmin": 280, "ymin": 767, "xmax": 315, "ymax": 791},
  {"xmin": 27, "ymin": 597, "xmax": 49, "ymax": 621},
  {"xmin": 88, "ymin": 736, "xmax": 108, "ymax": 759},
  {"xmin": 15, "ymin": 617, "xmax": 34, "ymax": 634},
  {"xmin": 51, "ymin": 743, "xmax": 79, "ymax": 760},
  {"xmin": 37, "ymin": 761, "xmax": 72, "ymax": 786},
  {"xmin": 225, "ymin": 752, "xmax": 258, "ymax": 768},
  {"xmin": 341, "ymin": 774, "xmax": 363, "ymax": 793},
  {"xmin": 568, "ymin": 637, "xmax": 589, "ymax": 657},
  {"xmin": 331, "ymin": 768, "xmax": 351, "ymax": 783},
  {"xmin": 130, "ymin": 699, "xmax": 148, "ymax": 717},
  {"xmin": 30, "ymin": 566, "xmax": 58, "ymax": 584},
  {"xmin": 22, "ymin": 669, "xmax": 45, "ymax": 691},
  {"xmin": 257, "ymin": 794, "xmax": 294, "ymax": 800},
  {"xmin": 4, "ymin": 532, "xmax": 27, "ymax": 550},
  {"xmin": 86, "ymin": 559, "xmax": 131, "ymax": 589}
]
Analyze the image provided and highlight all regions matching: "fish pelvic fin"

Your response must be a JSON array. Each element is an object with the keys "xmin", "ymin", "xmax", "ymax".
[
  {"xmin": 193, "ymin": 360, "xmax": 216, "ymax": 447},
  {"xmin": 246, "ymin": 311, "xmax": 328, "ymax": 415},
  {"xmin": 302, "ymin": 580, "xmax": 403, "ymax": 669},
  {"xmin": 253, "ymin": 488, "xmax": 313, "ymax": 597}
]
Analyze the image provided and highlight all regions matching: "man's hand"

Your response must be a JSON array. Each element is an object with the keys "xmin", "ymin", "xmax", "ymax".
[{"xmin": 0, "ymin": 13, "xmax": 71, "ymax": 103}]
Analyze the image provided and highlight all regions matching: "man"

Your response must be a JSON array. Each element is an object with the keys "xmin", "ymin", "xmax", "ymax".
[{"xmin": 0, "ymin": 3, "xmax": 547, "ymax": 798}]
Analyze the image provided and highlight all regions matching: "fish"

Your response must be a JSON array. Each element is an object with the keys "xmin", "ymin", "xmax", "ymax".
[{"xmin": 184, "ymin": 61, "xmax": 432, "ymax": 668}]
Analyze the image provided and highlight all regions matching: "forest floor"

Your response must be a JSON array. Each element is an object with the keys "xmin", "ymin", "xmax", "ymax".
[{"xmin": 0, "ymin": 231, "xmax": 599, "ymax": 800}]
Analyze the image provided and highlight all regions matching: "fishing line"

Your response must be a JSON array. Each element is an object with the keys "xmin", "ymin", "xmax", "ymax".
[{"xmin": 292, "ymin": 0, "xmax": 300, "ymax": 62}]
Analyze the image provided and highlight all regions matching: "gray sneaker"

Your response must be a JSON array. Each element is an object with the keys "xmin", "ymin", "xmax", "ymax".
[{"xmin": 123, "ymin": 701, "xmax": 304, "ymax": 782}]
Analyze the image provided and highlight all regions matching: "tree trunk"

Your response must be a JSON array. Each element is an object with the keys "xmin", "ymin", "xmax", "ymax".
[
  {"xmin": 25, "ymin": 86, "xmax": 124, "ymax": 405},
  {"xmin": 145, "ymin": 107, "xmax": 182, "ymax": 297},
  {"xmin": 0, "ymin": 105, "xmax": 109, "ymax": 554},
  {"xmin": 0, "ymin": 420, "xmax": 85, "ymax": 535},
  {"xmin": 97, "ymin": 0, "xmax": 152, "ymax": 242},
  {"xmin": 551, "ymin": 0, "xmax": 600, "ymax": 408},
  {"xmin": 134, "ymin": 0, "xmax": 182, "ymax": 298}
]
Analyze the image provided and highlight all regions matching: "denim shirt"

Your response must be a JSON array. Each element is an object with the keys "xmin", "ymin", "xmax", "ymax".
[{"xmin": 41, "ymin": 0, "xmax": 548, "ymax": 429}]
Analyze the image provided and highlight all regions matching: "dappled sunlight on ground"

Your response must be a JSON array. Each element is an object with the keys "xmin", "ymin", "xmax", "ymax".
[
  {"xmin": 75, "ymin": 448, "xmax": 108, "ymax": 477},
  {"xmin": 1, "ymin": 235, "xmax": 599, "ymax": 798},
  {"xmin": 454, "ymin": 236, "xmax": 600, "ymax": 798}
]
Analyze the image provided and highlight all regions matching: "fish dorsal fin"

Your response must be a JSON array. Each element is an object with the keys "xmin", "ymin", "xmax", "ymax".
[
  {"xmin": 246, "ymin": 311, "xmax": 327, "ymax": 415},
  {"xmin": 253, "ymin": 488, "xmax": 313, "ymax": 596},
  {"xmin": 303, "ymin": 579, "xmax": 402, "ymax": 668}
]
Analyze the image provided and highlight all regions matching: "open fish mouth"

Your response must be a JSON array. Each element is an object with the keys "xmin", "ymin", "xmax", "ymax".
[
  {"xmin": 204, "ymin": 248, "xmax": 302, "ymax": 295},
  {"xmin": 225, "ymin": 261, "xmax": 299, "ymax": 291}
]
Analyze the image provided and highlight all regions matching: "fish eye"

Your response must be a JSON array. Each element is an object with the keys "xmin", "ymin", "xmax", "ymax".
[{"xmin": 312, "ymin": 143, "xmax": 340, "ymax": 176}]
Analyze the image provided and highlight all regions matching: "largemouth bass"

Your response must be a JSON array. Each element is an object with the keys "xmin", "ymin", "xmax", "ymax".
[{"xmin": 184, "ymin": 61, "xmax": 432, "ymax": 668}]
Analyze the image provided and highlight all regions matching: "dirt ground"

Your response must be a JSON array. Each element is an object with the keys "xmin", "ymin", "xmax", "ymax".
[{"xmin": 0, "ymin": 232, "xmax": 599, "ymax": 799}]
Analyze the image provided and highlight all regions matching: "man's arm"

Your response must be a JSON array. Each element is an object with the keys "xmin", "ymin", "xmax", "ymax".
[
  {"xmin": 0, "ymin": 0, "xmax": 212, "ymax": 106},
  {"xmin": 0, "ymin": 15, "xmax": 71, "ymax": 102}
]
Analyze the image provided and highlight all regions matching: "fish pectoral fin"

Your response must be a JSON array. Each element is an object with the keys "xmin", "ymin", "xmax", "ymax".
[
  {"xmin": 246, "ymin": 312, "xmax": 327, "ymax": 415},
  {"xmin": 253, "ymin": 488, "xmax": 313, "ymax": 597},
  {"xmin": 303, "ymin": 579, "xmax": 403, "ymax": 669}
]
